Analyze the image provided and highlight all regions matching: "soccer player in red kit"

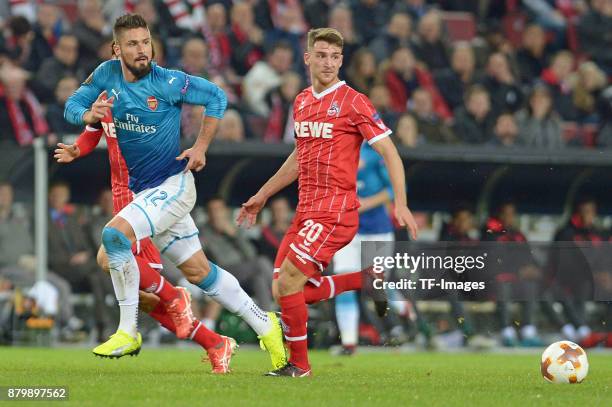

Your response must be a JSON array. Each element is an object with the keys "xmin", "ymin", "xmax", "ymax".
[
  {"xmin": 237, "ymin": 28, "xmax": 419, "ymax": 377},
  {"xmin": 54, "ymin": 101, "xmax": 236, "ymax": 373}
]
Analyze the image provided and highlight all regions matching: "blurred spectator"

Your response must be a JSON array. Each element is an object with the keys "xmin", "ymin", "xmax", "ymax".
[
  {"xmin": 47, "ymin": 181, "xmax": 114, "ymax": 340},
  {"xmin": 3, "ymin": 16, "xmax": 36, "ymax": 70},
  {"xmin": 489, "ymin": 113, "xmax": 521, "ymax": 147},
  {"xmin": 46, "ymin": 76, "xmax": 82, "ymax": 136},
  {"xmin": 180, "ymin": 37, "xmax": 209, "ymax": 78},
  {"xmin": 33, "ymin": 34, "xmax": 81, "ymax": 103},
  {"xmin": 394, "ymin": 113, "xmax": 419, "ymax": 147},
  {"xmin": 481, "ymin": 52, "xmax": 524, "ymax": 114},
  {"xmin": 516, "ymin": 24, "xmax": 551, "ymax": 85},
  {"xmin": 481, "ymin": 201, "xmax": 544, "ymax": 347},
  {"xmin": 200, "ymin": 197, "xmax": 273, "ymax": 310},
  {"xmin": 452, "ymin": 85, "xmax": 496, "ymax": 144},
  {"xmin": 549, "ymin": 197, "xmax": 604, "ymax": 343},
  {"xmin": 346, "ymin": 48, "xmax": 377, "ymax": 94},
  {"xmin": 303, "ymin": 0, "xmax": 335, "ymax": 28},
  {"xmin": 257, "ymin": 196, "xmax": 293, "ymax": 263},
  {"xmin": 73, "ymin": 0, "xmax": 110, "ymax": 73},
  {"xmin": 434, "ymin": 42, "xmax": 480, "ymax": 111},
  {"xmin": 522, "ymin": 0, "xmax": 567, "ymax": 46},
  {"xmin": 369, "ymin": 84, "xmax": 399, "ymax": 131},
  {"xmin": 410, "ymin": 87, "xmax": 456, "ymax": 144},
  {"xmin": 516, "ymin": 85, "xmax": 564, "ymax": 149},
  {"xmin": 0, "ymin": 182, "xmax": 77, "ymax": 335},
  {"xmin": 86, "ymin": 188, "xmax": 114, "ymax": 250},
  {"xmin": 439, "ymin": 203, "xmax": 476, "ymax": 241},
  {"xmin": 572, "ymin": 61, "xmax": 608, "ymax": 124},
  {"xmin": 412, "ymin": 11, "xmax": 450, "ymax": 72},
  {"xmin": 541, "ymin": 51, "xmax": 578, "ymax": 121},
  {"xmin": 228, "ymin": 1, "xmax": 265, "ymax": 76},
  {"xmin": 264, "ymin": 2, "xmax": 306, "ymax": 66},
  {"xmin": 216, "ymin": 109, "xmax": 245, "ymax": 142},
  {"xmin": 0, "ymin": 63, "xmax": 48, "ymax": 146},
  {"xmin": 578, "ymin": 0, "xmax": 612, "ymax": 74},
  {"xmin": 351, "ymin": 0, "xmax": 390, "ymax": 44},
  {"xmin": 328, "ymin": 4, "xmax": 361, "ymax": 74},
  {"xmin": 204, "ymin": 3, "xmax": 232, "ymax": 75},
  {"xmin": 369, "ymin": 12, "xmax": 413, "ymax": 64},
  {"xmin": 28, "ymin": 2, "xmax": 65, "ymax": 73},
  {"xmin": 264, "ymin": 71, "xmax": 302, "ymax": 143},
  {"xmin": 242, "ymin": 41, "xmax": 293, "ymax": 116},
  {"xmin": 392, "ymin": 0, "xmax": 431, "ymax": 21},
  {"xmin": 382, "ymin": 47, "xmax": 451, "ymax": 119}
]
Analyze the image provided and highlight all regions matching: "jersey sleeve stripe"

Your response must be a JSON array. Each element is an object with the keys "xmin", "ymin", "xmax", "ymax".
[{"xmin": 368, "ymin": 129, "xmax": 392, "ymax": 145}]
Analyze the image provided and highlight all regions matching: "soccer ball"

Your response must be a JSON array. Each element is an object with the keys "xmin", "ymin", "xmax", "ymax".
[{"xmin": 540, "ymin": 341, "xmax": 589, "ymax": 384}]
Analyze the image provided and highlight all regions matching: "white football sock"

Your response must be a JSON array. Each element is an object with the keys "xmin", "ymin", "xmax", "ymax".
[
  {"xmin": 198, "ymin": 262, "xmax": 271, "ymax": 336},
  {"xmin": 109, "ymin": 256, "xmax": 140, "ymax": 338}
]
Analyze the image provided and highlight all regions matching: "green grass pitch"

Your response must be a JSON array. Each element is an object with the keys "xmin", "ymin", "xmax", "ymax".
[{"xmin": 0, "ymin": 347, "xmax": 611, "ymax": 406}]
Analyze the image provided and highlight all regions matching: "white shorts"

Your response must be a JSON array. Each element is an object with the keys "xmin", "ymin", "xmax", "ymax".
[
  {"xmin": 333, "ymin": 232, "xmax": 395, "ymax": 274},
  {"xmin": 118, "ymin": 171, "xmax": 202, "ymax": 266}
]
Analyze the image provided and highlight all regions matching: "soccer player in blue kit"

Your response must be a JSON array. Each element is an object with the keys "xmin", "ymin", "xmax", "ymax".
[
  {"xmin": 64, "ymin": 14, "xmax": 285, "ymax": 369},
  {"xmin": 332, "ymin": 141, "xmax": 398, "ymax": 353}
]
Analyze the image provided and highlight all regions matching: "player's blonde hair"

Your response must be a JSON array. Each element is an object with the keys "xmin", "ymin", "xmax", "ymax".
[{"xmin": 307, "ymin": 28, "xmax": 344, "ymax": 51}]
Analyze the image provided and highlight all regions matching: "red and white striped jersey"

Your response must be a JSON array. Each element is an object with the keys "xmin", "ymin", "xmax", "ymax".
[
  {"xmin": 75, "ymin": 108, "xmax": 133, "ymax": 215},
  {"xmin": 292, "ymin": 81, "xmax": 392, "ymax": 213}
]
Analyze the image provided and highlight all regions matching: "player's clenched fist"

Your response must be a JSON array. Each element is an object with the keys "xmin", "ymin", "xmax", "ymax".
[
  {"xmin": 83, "ymin": 91, "xmax": 114, "ymax": 125},
  {"xmin": 54, "ymin": 143, "xmax": 80, "ymax": 163},
  {"xmin": 236, "ymin": 193, "xmax": 267, "ymax": 228}
]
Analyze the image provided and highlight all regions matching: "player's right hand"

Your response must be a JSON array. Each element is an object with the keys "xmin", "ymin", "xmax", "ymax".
[
  {"xmin": 236, "ymin": 193, "xmax": 267, "ymax": 228},
  {"xmin": 54, "ymin": 142, "xmax": 80, "ymax": 163},
  {"xmin": 83, "ymin": 91, "xmax": 114, "ymax": 124}
]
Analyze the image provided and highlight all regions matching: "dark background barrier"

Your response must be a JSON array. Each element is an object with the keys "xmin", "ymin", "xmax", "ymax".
[{"xmin": 3, "ymin": 141, "xmax": 612, "ymax": 215}]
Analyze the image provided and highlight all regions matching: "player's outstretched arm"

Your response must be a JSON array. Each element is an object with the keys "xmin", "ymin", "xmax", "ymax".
[
  {"xmin": 236, "ymin": 147, "xmax": 299, "ymax": 227},
  {"xmin": 371, "ymin": 137, "xmax": 418, "ymax": 240},
  {"xmin": 54, "ymin": 123, "xmax": 106, "ymax": 164}
]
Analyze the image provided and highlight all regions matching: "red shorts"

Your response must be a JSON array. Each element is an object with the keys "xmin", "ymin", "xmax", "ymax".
[
  {"xmin": 273, "ymin": 210, "xmax": 358, "ymax": 284},
  {"xmin": 132, "ymin": 238, "xmax": 163, "ymax": 271}
]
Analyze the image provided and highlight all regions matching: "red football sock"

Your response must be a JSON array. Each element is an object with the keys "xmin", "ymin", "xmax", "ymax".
[
  {"xmin": 280, "ymin": 291, "xmax": 310, "ymax": 370},
  {"xmin": 190, "ymin": 320, "xmax": 223, "ymax": 349},
  {"xmin": 136, "ymin": 256, "xmax": 179, "ymax": 303},
  {"xmin": 303, "ymin": 272, "xmax": 362, "ymax": 304},
  {"xmin": 149, "ymin": 302, "xmax": 223, "ymax": 350}
]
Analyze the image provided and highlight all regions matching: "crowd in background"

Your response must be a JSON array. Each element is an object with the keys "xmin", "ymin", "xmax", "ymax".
[
  {"xmin": 1, "ymin": 1, "xmax": 612, "ymax": 348},
  {"xmin": 0, "ymin": 0, "xmax": 611, "ymax": 148}
]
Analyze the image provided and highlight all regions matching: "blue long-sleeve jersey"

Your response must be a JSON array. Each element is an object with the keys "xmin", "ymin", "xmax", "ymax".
[
  {"xmin": 357, "ymin": 142, "xmax": 394, "ymax": 234},
  {"xmin": 65, "ymin": 60, "xmax": 227, "ymax": 193}
]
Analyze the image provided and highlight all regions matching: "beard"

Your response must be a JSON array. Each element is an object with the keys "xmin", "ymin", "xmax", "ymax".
[{"xmin": 125, "ymin": 58, "xmax": 152, "ymax": 80}]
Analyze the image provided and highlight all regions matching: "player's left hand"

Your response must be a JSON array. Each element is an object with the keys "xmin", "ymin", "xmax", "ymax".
[
  {"xmin": 395, "ymin": 205, "xmax": 418, "ymax": 240},
  {"xmin": 176, "ymin": 147, "xmax": 206, "ymax": 172}
]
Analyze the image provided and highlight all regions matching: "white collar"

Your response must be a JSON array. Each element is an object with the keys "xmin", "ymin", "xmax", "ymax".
[{"xmin": 311, "ymin": 81, "xmax": 346, "ymax": 99}]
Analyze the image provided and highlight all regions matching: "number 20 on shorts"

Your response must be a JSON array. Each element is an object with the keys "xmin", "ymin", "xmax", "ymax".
[{"xmin": 298, "ymin": 219, "xmax": 323, "ymax": 248}]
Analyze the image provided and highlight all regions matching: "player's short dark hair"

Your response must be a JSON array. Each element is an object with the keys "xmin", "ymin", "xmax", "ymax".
[
  {"xmin": 113, "ymin": 14, "xmax": 149, "ymax": 41},
  {"xmin": 307, "ymin": 28, "xmax": 343, "ymax": 51}
]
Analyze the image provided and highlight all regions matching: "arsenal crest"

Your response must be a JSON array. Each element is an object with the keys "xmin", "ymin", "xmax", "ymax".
[{"xmin": 147, "ymin": 96, "xmax": 158, "ymax": 111}]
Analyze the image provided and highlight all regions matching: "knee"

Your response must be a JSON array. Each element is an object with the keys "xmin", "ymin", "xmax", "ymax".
[
  {"xmin": 96, "ymin": 247, "xmax": 109, "ymax": 273},
  {"xmin": 101, "ymin": 226, "xmax": 132, "ymax": 257},
  {"xmin": 278, "ymin": 271, "xmax": 299, "ymax": 296}
]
